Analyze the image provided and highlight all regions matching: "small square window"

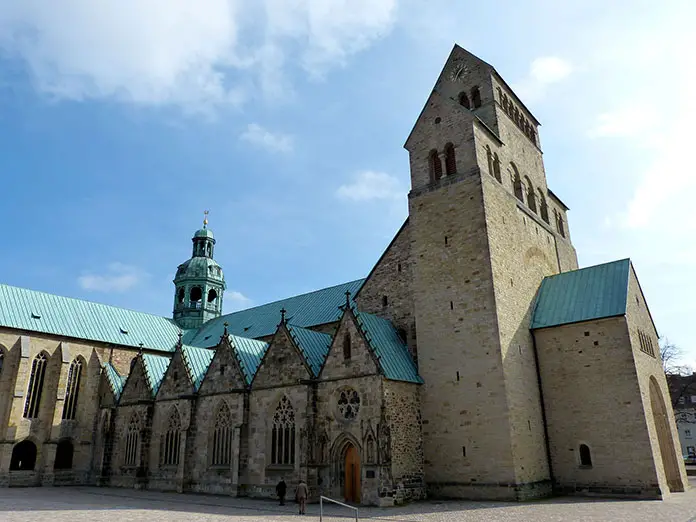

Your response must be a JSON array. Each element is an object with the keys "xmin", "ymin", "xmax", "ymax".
[{"xmin": 686, "ymin": 429, "xmax": 692, "ymax": 439}]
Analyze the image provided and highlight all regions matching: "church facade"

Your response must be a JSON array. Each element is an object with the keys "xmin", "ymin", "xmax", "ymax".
[{"xmin": 0, "ymin": 45, "xmax": 687, "ymax": 504}]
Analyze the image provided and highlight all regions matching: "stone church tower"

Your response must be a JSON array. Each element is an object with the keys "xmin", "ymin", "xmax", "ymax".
[
  {"xmin": 405, "ymin": 45, "xmax": 579, "ymax": 499},
  {"xmin": 172, "ymin": 214, "xmax": 226, "ymax": 329}
]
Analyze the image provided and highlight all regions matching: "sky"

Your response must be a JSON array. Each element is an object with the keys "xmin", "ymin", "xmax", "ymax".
[{"xmin": 0, "ymin": 1, "xmax": 694, "ymax": 363}]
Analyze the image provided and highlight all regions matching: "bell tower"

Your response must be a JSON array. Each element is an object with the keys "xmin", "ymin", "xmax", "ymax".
[{"xmin": 173, "ymin": 211, "xmax": 226, "ymax": 329}]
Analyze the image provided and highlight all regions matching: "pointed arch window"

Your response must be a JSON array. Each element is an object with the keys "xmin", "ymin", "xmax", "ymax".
[
  {"xmin": 343, "ymin": 333, "xmax": 351, "ymax": 360},
  {"xmin": 125, "ymin": 414, "xmax": 140, "ymax": 466},
  {"xmin": 428, "ymin": 149, "xmax": 442, "ymax": 183},
  {"xmin": 161, "ymin": 408, "xmax": 182, "ymax": 467},
  {"xmin": 62, "ymin": 358, "xmax": 83, "ymax": 421},
  {"xmin": 471, "ymin": 86, "xmax": 482, "ymax": 108},
  {"xmin": 458, "ymin": 91, "xmax": 470, "ymax": 109},
  {"xmin": 212, "ymin": 402, "xmax": 233, "ymax": 466},
  {"xmin": 23, "ymin": 353, "xmax": 47, "ymax": 419},
  {"xmin": 271, "ymin": 396, "xmax": 295, "ymax": 466},
  {"xmin": 444, "ymin": 143, "xmax": 456, "ymax": 176},
  {"xmin": 492, "ymin": 153, "xmax": 501, "ymax": 183}
]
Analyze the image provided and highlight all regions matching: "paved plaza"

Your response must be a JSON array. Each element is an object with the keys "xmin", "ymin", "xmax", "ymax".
[{"xmin": 2, "ymin": 482, "xmax": 696, "ymax": 522}]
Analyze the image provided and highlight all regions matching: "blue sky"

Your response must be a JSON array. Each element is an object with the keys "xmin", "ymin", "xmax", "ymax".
[{"xmin": 0, "ymin": 1, "xmax": 694, "ymax": 363}]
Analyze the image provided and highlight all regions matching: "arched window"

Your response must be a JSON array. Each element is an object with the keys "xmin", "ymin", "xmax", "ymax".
[
  {"xmin": 444, "ymin": 143, "xmax": 456, "ymax": 176},
  {"xmin": 524, "ymin": 177, "xmax": 537, "ymax": 213},
  {"xmin": 161, "ymin": 408, "xmax": 182, "ymax": 467},
  {"xmin": 177, "ymin": 287, "xmax": 185, "ymax": 304},
  {"xmin": 514, "ymin": 107, "xmax": 520, "ymax": 125},
  {"xmin": 428, "ymin": 149, "xmax": 442, "ymax": 183},
  {"xmin": 23, "ymin": 353, "xmax": 47, "ymax": 419},
  {"xmin": 471, "ymin": 86, "xmax": 482, "ymax": 108},
  {"xmin": 485, "ymin": 146, "xmax": 493, "ymax": 176},
  {"xmin": 492, "ymin": 153, "xmax": 502, "ymax": 183},
  {"xmin": 502, "ymin": 94, "xmax": 509, "ymax": 113},
  {"xmin": 579, "ymin": 444, "xmax": 592, "ymax": 467},
  {"xmin": 207, "ymin": 288, "xmax": 218, "ymax": 303},
  {"xmin": 538, "ymin": 189, "xmax": 549, "ymax": 224},
  {"xmin": 10, "ymin": 440, "xmax": 37, "ymax": 471},
  {"xmin": 54, "ymin": 439, "xmax": 74, "ymax": 470},
  {"xmin": 125, "ymin": 414, "xmax": 140, "ymax": 467},
  {"xmin": 496, "ymin": 86, "xmax": 502, "ymax": 102},
  {"xmin": 458, "ymin": 91, "xmax": 470, "ymax": 109},
  {"xmin": 212, "ymin": 402, "xmax": 233, "ymax": 466},
  {"xmin": 343, "ymin": 333, "xmax": 351, "ymax": 360},
  {"xmin": 190, "ymin": 286, "xmax": 202, "ymax": 306},
  {"xmin": 557, "ymin": 214, "xmax": 566, "ymax": 238},
  {"xmin": 271, "ymin": 396, "xmax": 296, "ymax": 466},
  {"xmin": 62, "ymin": 358, "xmax": 83, "ymax": 421},
  {"xmin": 511, "ymin": 164, "xmax": 524, "ymax": 202}
]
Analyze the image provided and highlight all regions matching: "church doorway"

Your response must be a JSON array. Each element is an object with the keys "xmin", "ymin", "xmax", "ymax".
[
  {"xmin": 10, "ymin": 440, "xmax": 37, "ymax": 471},
  {"xmin": 343, "ymin": 444, "xmax": 361, "ymax": 503},
  {"xmin": 649, "ymin": 376, "xmax": 684, "ymax": 492}
]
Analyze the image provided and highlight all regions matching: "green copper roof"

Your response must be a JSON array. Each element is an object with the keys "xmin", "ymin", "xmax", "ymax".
[
  {"xmin": 531, "ymin": 259, "xmax": 630, "ymax": 330},
  {"xmin": 142, "ymin": 353, "xmax": 171, "ymax": 396},
  {"xmin": 184, "ymin": 279, "xmax": 365, "ymax": 345},
  {"xmin": 181, "ymin": 345, "xmax": 215, "ymax": 391},
  {"xmin": 228, "ymin": 334, "xmax": 269, "ymax": 384},
  {"xmin": 103, "ymin": 362, "xmax": 127, "ymax": 400},
  {"xmin": 0, "ymin": 283, "xmax": 180, "ymax": 352},
  {"xmin": 353, "ymin": 309, "xmax": 422, "ymax": 384},
  {"xmin": 194, "ymin": 227, "xmax": 214, "ymax": 239},
  {"xmin": 287, "ymin": 324, "xmax": 332, "ymax": 377}
]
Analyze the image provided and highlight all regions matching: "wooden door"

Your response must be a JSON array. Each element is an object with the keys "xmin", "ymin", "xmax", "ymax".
[{"xmin": 344, "ymin": 445, "xmax": 361, "ymax": 503}]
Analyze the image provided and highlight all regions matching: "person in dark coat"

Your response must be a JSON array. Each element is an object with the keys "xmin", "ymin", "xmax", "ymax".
[{"xmin": 276, "ymin": 479, "xmax": 287, "ymax": 505}]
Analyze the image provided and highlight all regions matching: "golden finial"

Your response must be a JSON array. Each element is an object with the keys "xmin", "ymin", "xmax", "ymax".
[{"xmin": 203, "ymin": 210, "xmax": 209, "ymax": 227}]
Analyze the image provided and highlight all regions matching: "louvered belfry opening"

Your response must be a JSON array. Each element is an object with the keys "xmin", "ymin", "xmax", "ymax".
[{"xmin": 271, "ymin": 396, "xmax": 295, "ymax": 466}]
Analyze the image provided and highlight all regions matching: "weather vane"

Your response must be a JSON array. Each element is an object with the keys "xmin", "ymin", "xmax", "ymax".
[{"xmin": 203, "ymin": 210, "xmax": 209, "ymax": 227}]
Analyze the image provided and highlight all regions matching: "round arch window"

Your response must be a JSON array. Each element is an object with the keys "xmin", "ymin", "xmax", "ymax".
[
  {"xmin": 190, "ymin": 286, "xmax": 202, "ymax": 303},
  {"xmin": 337, "ymin": 389, "xmax": 361, "ymax": 420},
  {"xmin": 207, "ymin": 289, "xmax": 218, "ymax": 303},
  {"xmin": 177, "ymin": 288, "xmax": 185, "ymax": 304}
]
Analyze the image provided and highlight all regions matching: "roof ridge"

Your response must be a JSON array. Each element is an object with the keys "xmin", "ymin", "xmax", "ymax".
[
  {"xmin": 0, "ymin": 282, "xmax": 178, "ymax": 324},
  {"xmin": 543, "ymin": 258, "xmax": 630, "ymax": 281},
  {"xmin": 219, "ymin": 278, "xmax": 365, "ymax": 317}
]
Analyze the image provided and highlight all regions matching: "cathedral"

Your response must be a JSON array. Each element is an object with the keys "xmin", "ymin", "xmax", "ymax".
[{"xmin": 0, "ymin": 45, "xmax": 687, "ymax": 504}]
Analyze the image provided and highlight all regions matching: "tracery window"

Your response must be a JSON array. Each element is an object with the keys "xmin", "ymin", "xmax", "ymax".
[
  {"xmin": 23, "ymin": 353, "xmax": 47, "ymax": 419},
  {"xmin": 271, "ymin": 396, "xmax": 295, "ymax": 466},
  {"xmin": 161, "ymin": 408, "xmax": 182, "ymax": 467},
  {"xmin": 125, "ymin": 414, "xmax": 140, "ymax": 467},
  {"xmin": 337, "ymin": 389, "xmax": 361, "ymax": 420},
  {"xmin": 212, "ymin": 402, "xmax": 233, "ymax": 466},
  {"xmin": 62, "ymin": 358, "xmax": 83, "ymax": 420}
]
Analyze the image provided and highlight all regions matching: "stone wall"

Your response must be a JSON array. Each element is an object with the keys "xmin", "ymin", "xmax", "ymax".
[{"xmin": 534, "ymin": 316, "xmax": 663, "ymax": 498}]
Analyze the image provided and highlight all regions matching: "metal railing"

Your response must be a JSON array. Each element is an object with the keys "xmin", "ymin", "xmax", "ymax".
[{"xmin": 319, "ymin": 496, "xmax": 359, "ymax": 521}]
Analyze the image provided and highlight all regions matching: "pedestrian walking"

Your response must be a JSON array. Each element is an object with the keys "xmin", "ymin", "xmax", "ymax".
[
  {"xmin": 276, "ymin": 479, "xmax": 287, "ymax": 506},
  {"xmin": 296, "ymin": 479, "xmax": 308, "ymax": 515}
]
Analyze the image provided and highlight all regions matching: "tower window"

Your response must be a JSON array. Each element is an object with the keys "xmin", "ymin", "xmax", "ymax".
[
  {"xmin": 428, "ymin": 149, "xmax": 442, "ymax": 183},
  {"xmin": 444, "ymin": 143, "xmax": 456, "ymax": 176},
  {"xmin": 511, "ymin": 164, "xmax": 524, "ymax": 202},
  {"xmin": 471, "ymin": 86, "xmax": 482, "ymax": 108},
  {"xmin": 382, "ymin": 295, "xmax": 388, "ymax": 307},
  {"xmin": 458, "ymin": 91, "xmax": 470, "ymax": 109},
  {"xmin": 492, "ymin": 153, "xmax": 501, "ymax": 182},
  {"xmin": 579, "ymin": 444, "xmax": 592, "ymax": 467},
  {"xmin": 524, "ymin": 176, "xmax": 537, "ymax": 213},
  {"xmin": 397, "ymin": 263, "xmax": 402, "ymax": 273},
  {"xmin": 207, "ymin": 289, "xmax": 218, "ymax": 303},
  {"xmin": 485, "ymin": 146, "xmax": 493, "ymax": 177},
  {"xmin": 190, "ymin": 286, "xmax": 202, "ymax": 305},
  {"xmin": 343, "ymin": 333, "xmax": 351, "ymax": 360},
  {"xmin": 538, "ymin": 189, "xmax": 549, "ymax": 224},
  {"xmin": 177, "ymin": 288, "xmax": 185, "ymax": 304}
]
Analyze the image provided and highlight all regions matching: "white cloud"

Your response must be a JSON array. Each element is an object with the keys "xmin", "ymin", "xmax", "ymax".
[
  {"xmin": 225, "ymin": 290, "xmax": 252, "ymax": 311},
  {"xmin": 0, "ymin": 1, "xmax": 397, "ymax": 113},
  {"xmin": 336, "ymin": 170, "xmax": 404, "ymax": 202},
  {"xmin": 240, "ymin": 123, "xmax": 293, "ymax": 153},
  {"xmin": 78, "ymin": 263, "xmax": 147, "ymax": 293},
  {"xmin": 514, "ymin": 56, "xmax": 573, "ymax": 102},
  {"xmin": 588, "ymin": 105, "xmax": 657, "ymax": 139}
]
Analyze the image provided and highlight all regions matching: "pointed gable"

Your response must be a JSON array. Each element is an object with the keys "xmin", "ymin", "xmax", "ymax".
[
  {"xmin": 197, "ymin": 337, "xmax": 247, "ymax": 395},
  {"xmin": 141, "ymin": 353, "xmax": 171, "ymax": 397},
  {"xmin": 252, "ymin": 326, "xmax": 312, "ymax": 388},
  {"xmin": 320, "ymin": 309, "xmax": 381, "ymax": 381},
  {"xmin": 181, "ymin": 345, "xmax": 215, "ymax": 392},
  {"xmin": 102, "ymin": 362, "xmax": 127, "ymax": 401},
  {"xmin": 119, "ymin": 356, "xmax": 154, "ymax": 403},
  {"xmin": 229, "ymin": 334, "xmax": 268, "ymax": 384},
  {"xmin": 155, "ymin": 348, "xmax": 194, "ymax": 400}
]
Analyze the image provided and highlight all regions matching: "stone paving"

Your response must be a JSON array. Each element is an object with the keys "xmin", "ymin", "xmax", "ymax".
[{"xmin": 2, "ymin": 482, "xmax": 696, "ymax": 522}]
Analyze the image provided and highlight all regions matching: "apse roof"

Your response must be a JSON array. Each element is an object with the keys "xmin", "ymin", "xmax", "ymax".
[{"xmin": 531, "ymin": 259, "xmax": 631, "ymax": 330}]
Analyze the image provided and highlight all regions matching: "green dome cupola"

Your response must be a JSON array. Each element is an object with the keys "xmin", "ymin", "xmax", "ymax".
[{"xmin": 173, "ymin": 212, "xmax": 226, "ymax": 329}]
